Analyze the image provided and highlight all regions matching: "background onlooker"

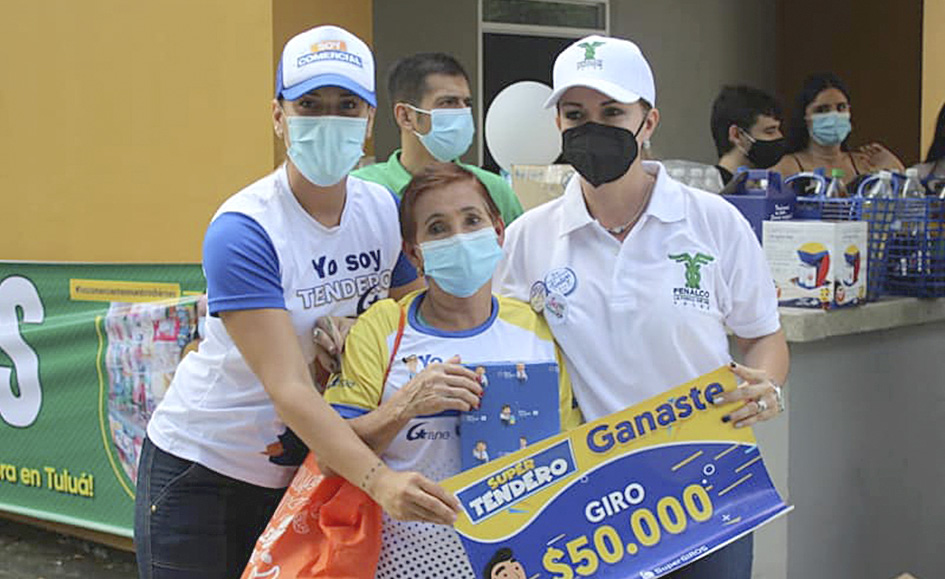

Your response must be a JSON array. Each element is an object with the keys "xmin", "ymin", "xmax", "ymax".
[
  {"xmin": 775, "ymin": 72, "xmax": 904, "ymax": 179},
  {"xmin": 711, "ymin": 85, "xmax": 786, "ymax": 185},
  {"xmin": 352, "ymin": 52, "xmax": 523, "ymax": 225},
  {"xmin": 912, "ymin": 101, "xmax": 945, "ymax": 191}
]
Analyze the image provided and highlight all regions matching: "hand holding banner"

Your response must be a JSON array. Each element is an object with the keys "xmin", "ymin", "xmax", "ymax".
[{"xmin": 441, "ymin": 366, "xmax": 791, "ymax": 579}]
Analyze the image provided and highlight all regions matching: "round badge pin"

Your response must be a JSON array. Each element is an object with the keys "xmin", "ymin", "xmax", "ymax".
[
  {"xmin": 543, "ymin": 290, "xmax": 568, "ymax": 326},
  {"xmin": 529, "ymin": 281, "xmax": 547, "ymax": 313},
  {"xmin": 544, "ymin": 267, "xmax": 578, "ymax": 296}
]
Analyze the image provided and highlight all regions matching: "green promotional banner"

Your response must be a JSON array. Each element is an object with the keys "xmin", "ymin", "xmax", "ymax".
[{"xmin": 0, "ymin": 262, "xmax": 206, "ymax": 537}]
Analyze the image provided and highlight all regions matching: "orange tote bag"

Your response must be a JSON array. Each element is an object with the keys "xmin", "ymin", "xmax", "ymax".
[
  {"xmin": 241, "ymin": 454, "xmax": 382, "ymax": 579},
  {"xmin": 242, "ymin": 307, "xmax": 407, "ymax": 578}
]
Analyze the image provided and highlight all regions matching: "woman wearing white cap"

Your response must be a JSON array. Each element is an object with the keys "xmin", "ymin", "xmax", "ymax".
[
  {"xmin": 134, "ymin": 26, "xmax": 459, "ymax": 579},
  {"xmin": 495, "ymin": 35, "xmax": 790, "ymax": 577}
]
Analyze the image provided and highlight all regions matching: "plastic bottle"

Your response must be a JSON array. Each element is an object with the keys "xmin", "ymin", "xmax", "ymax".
[
  {"xmin": 899, "ymin": 168, "xmax": 928, "ymax": 275},
  {"xmin": 824, "ymin": 168, "xmax": 847, "ymax": 198},
  {"xmin": 863, "ymin": 170, "xmax": 895, "ymax": 198},
  {"xmin": 900, "ymin": 167, "xmax": 925, "ymax": 198}
]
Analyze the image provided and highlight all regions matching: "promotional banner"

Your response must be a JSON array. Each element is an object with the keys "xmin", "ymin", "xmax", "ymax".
[
  {"xmin": 442, "ymin": 366, "xmax": 791, "ymax": 579},
  {"xmin": 0, "ymin": 262, "xmax": 205, "ymax": 536}
]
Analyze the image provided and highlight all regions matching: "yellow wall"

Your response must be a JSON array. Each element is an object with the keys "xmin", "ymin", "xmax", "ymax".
[
  {"xmin": 0, "ymin": 0, "xmax": 372, "ymax": 263},
  {"xmin": 922, "ymin": 0, "xmax": 945, "ymax": 159}
]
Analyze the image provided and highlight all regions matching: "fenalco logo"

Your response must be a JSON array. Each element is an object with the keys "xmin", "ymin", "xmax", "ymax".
[
  {"xmin": 670, "ymin": 252, "xmax": 714, "ymax": 289},
  {"xmin": 297, "ymin": 39, "xmax": 363, "ymax": 68},
  {"xmin": 577, "ymin": 40, "xmax": 605, "ymax": 71},
  {"xmin": 669, "ymin": 252, "xmax": 714, "ymax": 310}
]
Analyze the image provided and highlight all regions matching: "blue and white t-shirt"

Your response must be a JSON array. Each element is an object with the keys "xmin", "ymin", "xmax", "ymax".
[{"xmin": 147, "ymin": 165, "xmax": 416, "ymax": 488}]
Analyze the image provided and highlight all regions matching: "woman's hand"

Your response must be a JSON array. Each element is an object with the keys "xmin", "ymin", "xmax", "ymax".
[
  {"xmin": 858, "ymin": 142, "xmax": 904, "ymax": 171},
  {"xmin": 391, "ymin": 355, "xmax": 483, "ymax": 419},
  {"xmin": 368, "ymin": 464, "xmax": 461, "ymax": 525},
  {"xmin": 712, "ymin": 362, "xmax": 784, "ymax": 428},
  {"xmin": 312, "ymin": 316, "xmax": 356, "ymax": 374}
]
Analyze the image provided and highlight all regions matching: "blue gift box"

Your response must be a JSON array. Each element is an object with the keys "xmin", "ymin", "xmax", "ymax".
[{"xmin": 721, "ymin": 169, "xmax": 795, "ymax": 243}]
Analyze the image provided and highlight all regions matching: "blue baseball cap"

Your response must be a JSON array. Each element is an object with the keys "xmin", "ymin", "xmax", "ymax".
[{"xmin": 275, "ymin": 25, "xmax": 376, "ymax": 106}]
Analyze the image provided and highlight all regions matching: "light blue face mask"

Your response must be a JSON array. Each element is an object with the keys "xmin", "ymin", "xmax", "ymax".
[
  {"xmin": 810, "ymin": 111, "xmax": 852, "ymax": 146},
  {"xmin": 286, "ymin": 115, "xmax": 367, "ymax": 186},
  {"xmin": 420, "ymin": 227, "xmax": 503, "ymax": 298},
  {"xmin": 410, "ymin": 106, "xmax": 475, "ymax": 162}
]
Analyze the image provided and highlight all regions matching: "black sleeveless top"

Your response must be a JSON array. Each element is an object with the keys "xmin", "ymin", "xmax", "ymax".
[{"xmin": 791, "ymin": 152, "xmax": 863, "ymax": 176}]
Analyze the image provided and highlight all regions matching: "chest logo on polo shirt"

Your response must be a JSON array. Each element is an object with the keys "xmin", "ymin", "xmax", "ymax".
[{"xmin": 669, "ymin": 252, "xmax": 715, "ymax": 310}]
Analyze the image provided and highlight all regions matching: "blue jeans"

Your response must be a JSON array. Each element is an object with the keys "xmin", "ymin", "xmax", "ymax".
[
  {"xmin": 134, "ymin": 438, "xmax": 286, "ymax": 579},
  {"xmin": 666, "ymin": 533, "xmax": 753, "ymax": 578}
]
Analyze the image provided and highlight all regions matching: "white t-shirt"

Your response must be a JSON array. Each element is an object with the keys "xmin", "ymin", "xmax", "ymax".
[
  {"xmin": 495, "ymin": 161, "xmax": 780, "ymax": 421},
  {"xmin": 147, "ymin": 166, "xmax": 412, "ymax": 488}
]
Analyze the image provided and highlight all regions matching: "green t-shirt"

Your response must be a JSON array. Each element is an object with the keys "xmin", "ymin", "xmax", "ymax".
[{"xmin": 351, "ymin": 150, "xmax": 524, "ymax": 225}]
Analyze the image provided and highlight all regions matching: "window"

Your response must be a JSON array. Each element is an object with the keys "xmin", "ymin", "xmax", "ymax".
[
  {"xmin": 477, "ymin": 0, "xmax": 608, "ymax": 165},
  {"xmin": 483, "ymin": 0, "xmax": 607, "ymax": 31}
]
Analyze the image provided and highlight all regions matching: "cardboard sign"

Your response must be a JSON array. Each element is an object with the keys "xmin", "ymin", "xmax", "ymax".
[{"xmin": 442, "ymin": 366, "xmax": 791, "ymax": 579}]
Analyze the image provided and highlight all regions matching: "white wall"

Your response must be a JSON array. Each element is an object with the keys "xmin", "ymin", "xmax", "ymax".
[
  {"xmin": 610, "ymin": 0, "xmax": 778, "ymax": 164},
  {"xmin": 372, "ymin": 0, "xmax": 480, "ymax": 163}
]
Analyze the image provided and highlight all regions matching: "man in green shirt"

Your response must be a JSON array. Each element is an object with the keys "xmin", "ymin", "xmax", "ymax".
[{"xmin": 353, "ymin": 52, "xmax": 523, "ymax": 224}]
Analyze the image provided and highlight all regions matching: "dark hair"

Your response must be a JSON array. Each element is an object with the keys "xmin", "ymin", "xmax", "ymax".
[
  {"xmin": 483, "ymin": 547, "xmax": 516, "ymax": 579},
  {"xmin": 926, "ymin": 102, "xmax": 945, "ymax": 164},
  {"xmin": 399, "ymin": 163, "xmax": 501, "ymax": 244},
  {"xmin": 387, "ymin": 52, "xmax": 469, "ymax": 108},
  {"xmin": 786, "ymin": 72, "xmax": 853, "ymax": 153},
  {"xmin": 710, "ymin": 85, "xmax": 782, "ymax": 157}
]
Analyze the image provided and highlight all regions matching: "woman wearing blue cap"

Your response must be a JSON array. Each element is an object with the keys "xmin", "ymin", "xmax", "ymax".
[
  {"xmin": 494, "ymin": 35, "xmax": 790, "ymax": 578},
  {"xmin": 134, "ymin": 26, "xmax": 459, "ymax": 579}
]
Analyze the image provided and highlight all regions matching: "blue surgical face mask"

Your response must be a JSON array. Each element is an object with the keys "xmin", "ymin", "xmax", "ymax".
[
  {"xmin": 285, "ymin": 115, "xmax": 367, "ymax": 186},
  {"xmin": 409, "ymin": 106, "xmax": 475, "ymax": 162},
  {"xmin": 809, "ymin": 111, "xmax": 852, "ymax": 146},
  {"xmin": 419, "ymin": 227, "xmax": 503, "ymax": 298}
]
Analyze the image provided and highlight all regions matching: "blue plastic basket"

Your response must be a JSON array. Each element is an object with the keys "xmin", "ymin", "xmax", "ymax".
[
  {"xmin": 794, "ymin": 197, "xmax": 945, "ymax": 299},
  {"xmin": 882, "ymin": 198, "xmax": 945, "ymax": 297}
]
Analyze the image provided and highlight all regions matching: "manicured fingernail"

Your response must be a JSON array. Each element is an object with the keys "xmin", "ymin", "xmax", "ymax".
[
  {"xmin": 721, "ymin": 415, "xmax": 731, "ymax": 423},
  {"xmin": 478, "ymin": 391, "xmax": 484, "ymax": 397},
  {"xmin": 729, "ymin": 362, "xmax": 737, "ymax": 368},
  {"xmin": 710, "ymin": 396, "xmax": 722, "ymax": 405},
  {"xmin": 734, "ymin": 422, "xmax": 744, "ymax": 429}
]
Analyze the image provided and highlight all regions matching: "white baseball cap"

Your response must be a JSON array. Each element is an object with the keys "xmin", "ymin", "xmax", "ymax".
[
  {"xmin": 275, "ymin": 25, "xmax": 376, "ymax": 106},
  {"xmin": 544, "ymin": 35, "xmax": 656, "ymax": 108}
]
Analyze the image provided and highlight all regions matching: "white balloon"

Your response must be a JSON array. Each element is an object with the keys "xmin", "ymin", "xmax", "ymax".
[{"xmin": 485, "ymin": 81, "xmax": 561, "ymax": 173}]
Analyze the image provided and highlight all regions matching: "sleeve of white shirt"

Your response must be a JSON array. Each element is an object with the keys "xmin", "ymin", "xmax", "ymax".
[
  {"xmin": 720, "ymin": 211, "xmax": 781, "ymax": 339},
  {"xmin": 493, "ymin": 221, "xmax": 531, "ymax": 301}
]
